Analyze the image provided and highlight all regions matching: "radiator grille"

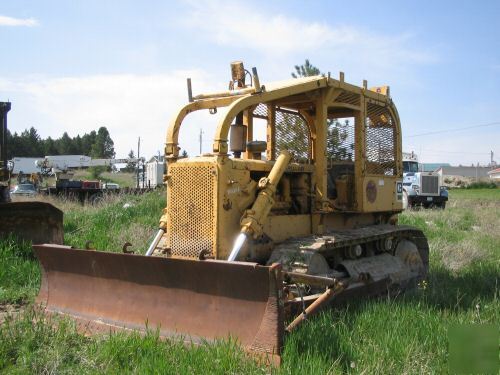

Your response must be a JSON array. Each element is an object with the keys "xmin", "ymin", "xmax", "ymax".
[
  {"xmin": 421, "ymin": 175, "xmax": 439, "ymax": 195},
  {"xmin": 168, "ymin": 164, "xmax": 216, "ymax": 258}
]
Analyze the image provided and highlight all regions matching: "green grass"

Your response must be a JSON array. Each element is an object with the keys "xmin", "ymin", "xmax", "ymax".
[
  {"xmin": 448, "ymin": 186, "xmax": 500, "ymax": 201},
  {"xmin": 463, "ymin": 181, "xmax": 498, "ymax": 189},
  {"xmin": 0, "ymin": 238, "xmax": 39, "ymax": 305},
  {"xmin": 0, "ymin": 189, "xmax": 498, "ymax": 373},
  {"xmin": 63, "ymin": 191, "xmax": 165, "ymax": 251},
  {"xmin": 0, "ymin": 308, "xmax": 263, "ymax": 374},
  {"xmin": 0, "ymin": 191, "xmax": 165, "ymax": 304},
  {"xmin": 98, "ymin": 171, "xmax": 137, "ymax": 188}
]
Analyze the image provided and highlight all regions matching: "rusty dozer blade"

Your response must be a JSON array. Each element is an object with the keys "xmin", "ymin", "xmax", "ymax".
[
  {"xmin": 33, "ymin": 245, "xmax": 284, "ymax": 362},
  {"xmin": 0, "ymin": 202, "xmax": 63, "ymax": 244}
]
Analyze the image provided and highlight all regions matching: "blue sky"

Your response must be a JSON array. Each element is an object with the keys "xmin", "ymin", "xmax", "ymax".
[{"xmin": 1, "ymin": 0, "xmax": 499, "ymax": 165}]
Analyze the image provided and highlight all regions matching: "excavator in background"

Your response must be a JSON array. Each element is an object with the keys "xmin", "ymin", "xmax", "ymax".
[
  {"xmin": 0, "ymin": 102, "xmax": 63, "ymax": 244},
  {"xmin": 34, "ymin": 63, "xmax": 429, "ymax": 363}
]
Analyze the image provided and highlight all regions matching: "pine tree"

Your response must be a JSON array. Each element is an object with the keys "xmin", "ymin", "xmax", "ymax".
[
  {"xmin": 81, "ymin": 131, "xmax": 97, "ymax": 154},
  {"xmin": 43, "ymin": 137, "xmax": 58, "ymax": 155},
  {"xmin": 91, "ymin": 127, "xmax": 115, "ymax": 158},
  {"xmin": 125, "ymin": 150, "xmax": 137, "ymax": 172},
  {"xmin": 57, "ymin": 132, "xmax": 74, "ymax": 155},
  {"xmin": 7, "ymin": 126, "xmax": 116, "ymax": 159},
  {"xmin": 291, "ymin": 59, "xmax": 321, "ymax": 78},
  {"xmin": 282, "ymin": 60, "xmax": 351, "ymax": 160}
]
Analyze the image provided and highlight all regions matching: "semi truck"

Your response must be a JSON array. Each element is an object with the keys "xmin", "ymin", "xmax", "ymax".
[{"xmin": 402, "ymin": 152, "xmax": 448, "ymax": 209}]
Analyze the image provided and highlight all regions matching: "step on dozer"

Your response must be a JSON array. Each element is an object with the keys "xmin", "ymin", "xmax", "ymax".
[{"xmin": 34, "ymin": 62, "xmax": 429, "ymax": 363}]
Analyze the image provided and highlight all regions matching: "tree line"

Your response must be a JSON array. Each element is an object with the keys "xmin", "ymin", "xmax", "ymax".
[{"xmin": 6, "ymin": 126, "xmax": 115, "ymax": 159}]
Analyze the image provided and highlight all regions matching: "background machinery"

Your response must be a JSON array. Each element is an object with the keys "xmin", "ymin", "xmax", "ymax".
[
  {"xmin": 36, "ymin": 155, "xmax": 144, "ymax": 174},
  {"xmin": 34, "ymin": 63, "xmax": 429, "ymax": 363},
  {"xmin": 0, "ymin": 102, "xmax": 63, "ymax": 244},
  {"xmin": 36, "ymin": 156, "xmax": 143, "ymax": 203}
]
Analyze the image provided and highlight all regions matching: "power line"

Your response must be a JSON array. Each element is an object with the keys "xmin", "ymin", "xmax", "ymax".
[
  {"xmin": 403, "ymin": 148, "xmax": 495, "ymax": 156},
  {"xmin": 405, "ymin": 121, "xmax": 500, "ymax": 138}
]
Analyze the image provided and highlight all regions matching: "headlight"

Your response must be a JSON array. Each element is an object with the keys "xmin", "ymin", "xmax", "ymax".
[
  {"xmin": 412, "ymin": 184, "xmax": 419, "ymax": 191},
  {"xmin": 440, "ymin": 186, "xmax": 447, "ymax": 190}
]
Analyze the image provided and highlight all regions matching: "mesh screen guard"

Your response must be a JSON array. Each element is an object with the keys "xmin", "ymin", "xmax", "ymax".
[
  {"xmin": 253, "ymin": 104, "xmax": 311, "ymax": 162},
  {"xmin": 365, "ymin": 103, "xmax": 397, "ymax": 175},
  {"xmin": 327, "ymin": 118, "xmax": 355, "ymax": 164}
]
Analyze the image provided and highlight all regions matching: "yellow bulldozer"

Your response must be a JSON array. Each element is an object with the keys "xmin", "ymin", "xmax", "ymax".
[
  {"xmin": 34, "ymin": 63, "xmax": 428, "ymax": 363},
  {"xmin": 0, "ymin": 102, "xmax": 63, "ymax": 244}
]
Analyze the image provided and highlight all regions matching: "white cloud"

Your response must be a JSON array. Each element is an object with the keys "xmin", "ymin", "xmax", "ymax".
[
  {"xmin": 177, "ymin": 2, "xmax": 439, "ymax": 95},
  {"xmin": 0, "ymin": 15, "xmax": 39, "ymax": 27},
  {"xmin": 184, "ymin": 1, "xmax": 330, "ymax": 54},
  {"xmin": 0, "ymin": 71, "xmax": 225, "ymax": 159},
  {"xmin": 182, "ymin": 0, "xmax": 437, "ymax": 75}
]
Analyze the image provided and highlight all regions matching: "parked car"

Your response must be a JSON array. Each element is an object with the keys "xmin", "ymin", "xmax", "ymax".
[{"xmin": 10, "ymin": 183, "xmax": 37, "ymax": 198}]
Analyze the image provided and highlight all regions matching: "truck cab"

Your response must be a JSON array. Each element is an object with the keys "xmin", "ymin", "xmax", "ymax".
[{"xmin": 402, "ymin": 152, "xmax": 448, "ymax": 208}]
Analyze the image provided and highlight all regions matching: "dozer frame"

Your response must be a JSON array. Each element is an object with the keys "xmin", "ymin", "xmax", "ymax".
[{"xmin": 34, "ymin": 63, "xmax": 428, "ymax": 364}]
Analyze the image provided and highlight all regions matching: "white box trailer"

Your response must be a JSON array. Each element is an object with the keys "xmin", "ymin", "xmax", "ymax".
[
  {"xmin": 11, "ymin": 157, "xmax": 42, "ymax": 175},
  {"xmin": 146, "ymin": 160, "xmax": 164, "ymax": 188},
  {"xmin": 43, "ymin": 155, "xmax": 92, "ymax": 170}
]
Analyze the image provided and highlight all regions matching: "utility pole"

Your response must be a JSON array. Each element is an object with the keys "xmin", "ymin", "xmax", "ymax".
[{"xmin": 136, "ymin": 137, "xmax": 140, "ymax": 188}]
